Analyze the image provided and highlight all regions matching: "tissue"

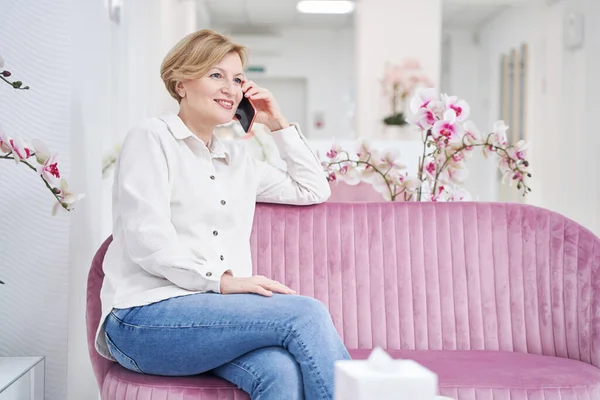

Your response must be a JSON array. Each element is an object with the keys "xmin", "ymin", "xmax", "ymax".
[{"xmin": 334, "ymin": 347, "xmax": 438, "ymax": 400}]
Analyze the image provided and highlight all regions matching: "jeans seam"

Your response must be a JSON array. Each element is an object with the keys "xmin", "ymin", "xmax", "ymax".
[
  {"xmin": 110, "ymin": 311, "xmax": 295, "ymax": 330},
  {"xmin": 288, "ymin": 327, "xmax": 330, "ymax": 399},
  {"xmin": 104, "ymin": 331, "xmax": 145, "ymax": 374},
  {"xmin": 226, "ymin": 359, "xmax": 264, "ymax": 397}
]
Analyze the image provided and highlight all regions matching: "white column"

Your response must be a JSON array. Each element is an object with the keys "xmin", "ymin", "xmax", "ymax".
[
  {"xmin": 583, "ymin": 0, "xmax": 600, "ymax": 235},
  {"xmin": 354, "ymin": 0, "xmax": 442, "ymax": 138},
  {"xmin": 67, "ymin": 0, "xmax": 111, "ymax": 398},
  {"xmin": 102, "ymin": 0, "xmax": 198, "ymax": 238},
  {"xmin": 119, "ymin": 0, "xmax": 197, "ymax": 130}
]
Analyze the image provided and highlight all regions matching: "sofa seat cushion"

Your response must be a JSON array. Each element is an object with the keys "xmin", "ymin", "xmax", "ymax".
[
  {"xmin": 102, "ymin": 364, "xmax": 249, "ymax": 399},
  {"xmin": 101, "ymin": 349, "xmax": 600, "ymax": 399},
  {"xmin": 355, "ymin": 349, "xmax": 600, "ymax": 399}
]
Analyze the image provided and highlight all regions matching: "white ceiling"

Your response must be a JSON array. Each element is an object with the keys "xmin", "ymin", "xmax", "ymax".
[
  {"xmin": 205, "ymin": 0, "xmax": 533, "ymax": 32},
  {"xmin": 205, "ymin": 0, "xmax": 353, "ymax": 32}
]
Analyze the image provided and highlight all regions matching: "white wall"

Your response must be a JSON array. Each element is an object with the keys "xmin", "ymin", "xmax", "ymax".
[
  {"xmin": 214, "ymin": 27, "xmax": 355, "ymax": 140},
  {"xmin": 1, "ymin": 1, "xmax": 204, "ymax": 399},
  {"xmin": 355, "ymin": 0, "xmax": 442, "ymax": 140},
  {"xmin": 0, "ymin": 0, "xmax": 109, "ymax": 399},
  {"xmin": 583, "ymin": 0, "xmax": 600, "ymax": 237},
  {"xmin": 450, "ymin": 0, "xmax": 600, "ymax": 235},
  {"xmin": 479, "ymin": 0, "xmax": 591, "ymax": 230},
  {"xmin": 442, "ymin": 29, "xmax": 497, "ymax": 201},
  {"xmin": 67, "ymin": 0, "xmax": 113, "ymax": 398}
]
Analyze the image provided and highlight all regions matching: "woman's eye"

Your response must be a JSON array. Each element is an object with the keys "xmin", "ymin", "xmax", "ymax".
[
  {"xmin": 210, "ymin": 72, "xmax": 222, "ymax": 79},
  {"xmin": 234, "ymin": 77, "xmax": 243, "ymax": 84}
]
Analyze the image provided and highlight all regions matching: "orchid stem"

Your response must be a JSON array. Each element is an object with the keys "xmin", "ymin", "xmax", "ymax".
[{"xmin": 1, "ymin": 154, "xmax": 67, "ymax": 210}]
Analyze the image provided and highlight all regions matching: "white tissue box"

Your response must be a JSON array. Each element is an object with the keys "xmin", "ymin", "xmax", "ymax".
[{"xmin": 334, "ymin": 348, "xmax": 438, "ymax": 400}]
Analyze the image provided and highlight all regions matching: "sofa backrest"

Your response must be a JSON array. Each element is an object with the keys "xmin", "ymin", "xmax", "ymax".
[
  {"xmin": 251, "ymin": 202, "xmax": 600, "ymax": 367},
  {"xmin": 87, "ymin": 202, "xmax": 600, "ymax": 387}
]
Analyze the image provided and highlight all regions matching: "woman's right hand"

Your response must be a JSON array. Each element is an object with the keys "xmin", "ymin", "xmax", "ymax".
[{"xmin": 219, "ymin": 273, "xmax": 296, "ymax": 297}]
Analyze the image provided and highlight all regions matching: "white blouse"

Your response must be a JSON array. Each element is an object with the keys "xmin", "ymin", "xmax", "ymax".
[{"xmin": 95, "ymin": 111, "xmax": 330, "ymax": 360}]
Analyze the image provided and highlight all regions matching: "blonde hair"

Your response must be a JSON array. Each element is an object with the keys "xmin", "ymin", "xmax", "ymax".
[{"xmin": 160, "ymin": 29, "xmax": 247, "ymax": 102}]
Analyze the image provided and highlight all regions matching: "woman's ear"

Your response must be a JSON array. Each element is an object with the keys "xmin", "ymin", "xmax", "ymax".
[{"xmin": 176, "ymin": 82, "xmax": 186, "ymax": 98}]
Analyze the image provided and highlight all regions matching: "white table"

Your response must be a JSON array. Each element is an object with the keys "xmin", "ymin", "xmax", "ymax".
[{"xmin": 0, "ymin": 357, "xmax": 44, "ymax": 400}]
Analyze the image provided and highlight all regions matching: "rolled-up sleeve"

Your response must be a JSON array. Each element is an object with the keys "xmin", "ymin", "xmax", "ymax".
[
  {"xmin": 254, "ymin": 124, "xmax": 331, "ymax": 205},
  {"xmin": 116, "ymin": 126, "xmax": 225, "ymax": 293}
]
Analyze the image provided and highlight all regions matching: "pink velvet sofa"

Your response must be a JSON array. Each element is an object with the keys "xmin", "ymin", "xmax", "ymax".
[{"xmin": 87, "ymin": 202, "xmax": 600, "ymax": 399}]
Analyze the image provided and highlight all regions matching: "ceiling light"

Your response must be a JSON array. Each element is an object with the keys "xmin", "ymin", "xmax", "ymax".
[{"xmin": 297, "ymin": 1, "xmax": 355, "ymax": 14}]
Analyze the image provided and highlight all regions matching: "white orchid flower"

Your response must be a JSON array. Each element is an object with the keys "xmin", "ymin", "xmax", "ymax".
[
  {"xmin": 0, "ymin": 126, "xmax": 12, "ymax": 153},
  {"xmin": 52, "ymin": 179, "xmax": 85, "ymax": 215},
  {"xmin": 410, "ymin": 87, "xmax": 439, "ymax": 114},
  {"xmin": 31, "ymin": 138, "xmax": 52, "ymax": 164},
  {"xmin": 492, "ymin": 120, "xmax": 509, "ymax": 146}
]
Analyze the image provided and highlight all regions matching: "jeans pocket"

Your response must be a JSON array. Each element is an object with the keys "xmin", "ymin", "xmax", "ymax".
[
  {"xmin": 104, "ymin": 331, "xmax": 144, "ymax": 374},
  {"xmin": 111, "ymin": 307, "xmax": 134, "ymax": 322}
]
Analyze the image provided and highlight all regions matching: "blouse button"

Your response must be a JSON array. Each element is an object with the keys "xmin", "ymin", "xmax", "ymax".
[
  {"xmin": 220, "ymin": 255, "xmax": 224, "ymax": 261},
  {"xmin": 213, "ymin": 230, "xmax": 218, "ymax": 236},
  {"xmin": 221, "ymin": 200, "xmax": 226, "ymax": 205},
  {"xmin": 206, "ymin": 272, "xmax": 213, "ymax": 277},
  {"xmin": 210, "ymin": 175, "xmax": 215, "ymax": 180}
]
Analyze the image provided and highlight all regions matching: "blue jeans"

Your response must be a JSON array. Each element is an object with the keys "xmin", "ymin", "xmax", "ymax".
[{"xmin": 103, "ymin": 293, "xmax": 351, "ymax": 399}]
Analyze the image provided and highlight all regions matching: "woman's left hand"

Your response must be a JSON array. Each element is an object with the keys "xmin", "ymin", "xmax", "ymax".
[{"xmin": 241, "ymin": 81, "xmax": 289, "ymax": 131}]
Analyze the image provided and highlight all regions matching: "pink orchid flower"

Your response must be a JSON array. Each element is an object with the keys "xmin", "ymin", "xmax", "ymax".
[
  {"xmin": 463, "ymin": 121, "xmax": 481, "ymax": 145},
  {"xmin": 441, "ymin": 94, "xmax": 470, "ymax": 122},
  {"xmin": 512, "ymin": 171, "xmax": 524, "ymax": 182},
  {"xmin": 326, "ymin": 142, "xmax": 342, "ymax": 159},
  {"xmin": 446, "ymin": 164, "xmax": 468, "ymax": 184},
  {"xmin": 432, "ymin": 109, "xmax": 463, "ymax": 143},
  {"xmin": 452, "ymin": 152, "xmax": 465, "ymax": 163},
  {"xmin": 410, "ymin": 106, "xmax": 437, "ymax": 131},
  {"xmin": 9, "ymin": 137, "xmax": 32, "ymax": 164},
  {"xmin": 430, "ymin": 185, "xmax": 446, "ymax": 202},
  {"xmin": 507, "ymin": 139, "xmax": 528, "ymax": 161},
  {"xmin": 38, "ymin": 153, "xmax": 61, "ymax": 185},
  {"xmin": 382, "ymin": 149, "xmax": 407, "ymax": 169},
  {"xmin": 424, "ymin": 159, "xmax": 437, "ymax": 179},
  {"xmin": 482, "ymin": 144, "xmax": 497, "ymax": 159},
  {"xmin": 399, "ymin": 174, "xmax": 421, "ymax": 191},
  {"xmin": 339, "ymin": 166, "xmax": 361, "ymax": 185},
  {"xmin": 356, "ymin": 139, "xmax": 377, "ymax": 162},
  {"xmin": 448, "ymin": 187, "xmax": 472, "ymax": 201}
]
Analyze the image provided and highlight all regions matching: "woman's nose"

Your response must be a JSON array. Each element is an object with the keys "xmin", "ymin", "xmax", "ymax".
[{"xmin": 221, "ymin": 81, "xmax": 235, "ymax": 94}]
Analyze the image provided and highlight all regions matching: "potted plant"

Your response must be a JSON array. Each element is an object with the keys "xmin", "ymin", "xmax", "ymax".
[
  {"xmin": 323, "ymin": 88, "xmax": 531, "ymax": 202},
  {"xmin": 381, "ymin": 59, "xmax": 433, "ymax": 138}
]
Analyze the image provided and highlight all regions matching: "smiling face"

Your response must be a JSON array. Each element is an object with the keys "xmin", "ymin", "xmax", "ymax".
[{"xmin": 177, "ymin": 52, "xmax": 245, "ymax": 127}]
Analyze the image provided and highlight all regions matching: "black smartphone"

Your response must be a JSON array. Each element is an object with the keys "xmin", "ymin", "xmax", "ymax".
[{"xmin": 234, "ymin": 96, "xmax": 257, "ymax": 133}]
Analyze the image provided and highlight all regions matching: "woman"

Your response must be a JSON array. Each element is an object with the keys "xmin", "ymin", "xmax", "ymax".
[{"xmin": 95, "ymin": 29, "xmax": 351, "ymax": 399}]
